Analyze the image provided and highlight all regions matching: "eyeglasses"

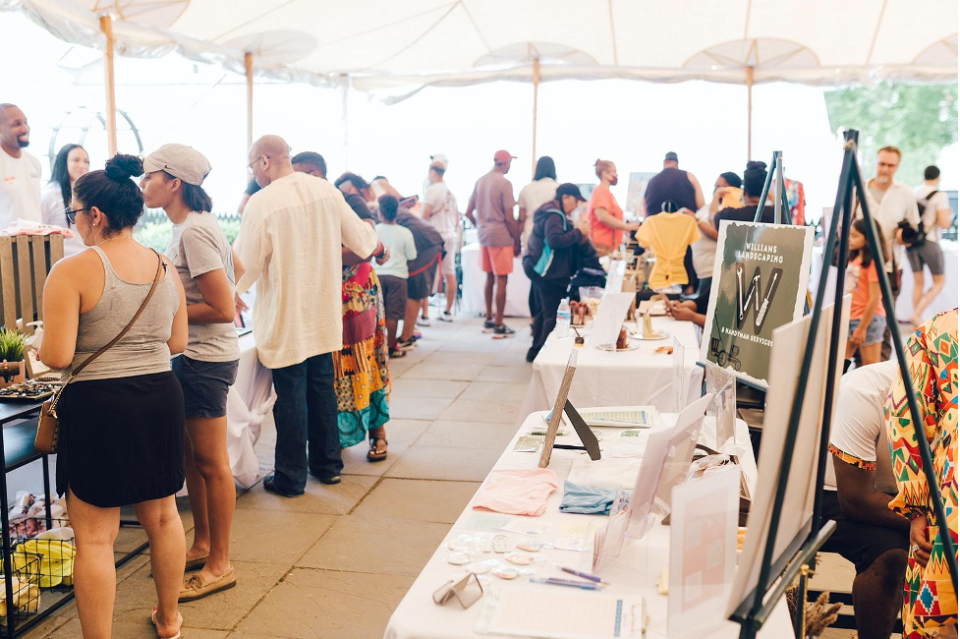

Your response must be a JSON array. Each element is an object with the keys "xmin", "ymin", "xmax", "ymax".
[
  {"xmin": 64, "ymin": 207, "xmax": 89, "ymax": 225},
  {"xmin": 247, "ymin": 156, "xmax": 264, "ymax": 174}
]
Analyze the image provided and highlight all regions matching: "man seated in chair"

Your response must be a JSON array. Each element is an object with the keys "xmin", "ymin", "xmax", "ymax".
[{"xmin": 821, "ymin": 360, "xmax": 908, "ymax": 639}]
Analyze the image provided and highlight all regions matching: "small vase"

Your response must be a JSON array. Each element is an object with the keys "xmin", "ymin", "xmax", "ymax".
[{"xmin": 0, "ymin": 360, "xmax": 25, "ymax": 388}]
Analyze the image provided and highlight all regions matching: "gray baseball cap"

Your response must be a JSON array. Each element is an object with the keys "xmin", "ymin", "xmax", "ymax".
[{"xmin": 143, "ymin": 143, "xmax": 211, "ymax": 186}]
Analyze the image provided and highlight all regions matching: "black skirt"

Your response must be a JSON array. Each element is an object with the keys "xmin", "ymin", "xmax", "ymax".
[{"xmin": 56, "ymin": 371, "xmax": 185, "ymax": 508}]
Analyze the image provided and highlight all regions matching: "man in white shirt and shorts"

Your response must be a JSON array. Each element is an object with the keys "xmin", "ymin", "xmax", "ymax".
[{"xmin": 422, "ymin": 159, "xmax": 459, "ymax": 322}]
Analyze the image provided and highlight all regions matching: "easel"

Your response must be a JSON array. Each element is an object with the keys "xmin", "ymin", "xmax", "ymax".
[
  {"xmin": 754, "ymin": 150, "xmax": 791, "ymax": 226},
  {"xmin": 538, "ymin": 351, "xmax": 601, "ymax": 467},
  {"xmin": 730, "ymin": 129, "xmax": 957, "ymax": 638}
]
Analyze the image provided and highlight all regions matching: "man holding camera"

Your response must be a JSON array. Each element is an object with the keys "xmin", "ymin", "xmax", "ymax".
[{"xmin": 854, "ymin": 146, "xmax": 920, "ymax": 361}]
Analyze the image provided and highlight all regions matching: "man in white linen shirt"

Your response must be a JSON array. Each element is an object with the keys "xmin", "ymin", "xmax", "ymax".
[
  {"xmin": 853, "ymin": 145, "xmax": 920, "ymax": 362},
  {"xmin": 422, "ymin": 160, "xmax": 459, "ymax": 321},
  {"xmin": 0, "ymin": 104, "xmax": 42, "ymax": 229},
  {"xmin": 236, "ymin": 135, "xmax": 380, "ymax": 496}
]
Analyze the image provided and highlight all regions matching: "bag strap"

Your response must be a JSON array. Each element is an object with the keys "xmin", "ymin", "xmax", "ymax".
[{"xmin": 68, "ymin": 250, "xmax": 166, "ymax": 381}]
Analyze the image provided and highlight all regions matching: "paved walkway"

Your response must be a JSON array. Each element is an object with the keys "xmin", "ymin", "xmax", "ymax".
[{"xmin": 26, "ymin": 313, "xmax": 534, "ymax": 638}]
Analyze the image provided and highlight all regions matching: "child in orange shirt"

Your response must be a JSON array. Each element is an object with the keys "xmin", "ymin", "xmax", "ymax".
[{"xmin": 845, "ymin": 218, "xmax": 889, "ymax": 366}]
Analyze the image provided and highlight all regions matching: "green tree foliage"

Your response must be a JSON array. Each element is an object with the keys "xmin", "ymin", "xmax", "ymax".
[{"xmin": 824, "ymin": 82, "xmax": 958, "ymax": 185}]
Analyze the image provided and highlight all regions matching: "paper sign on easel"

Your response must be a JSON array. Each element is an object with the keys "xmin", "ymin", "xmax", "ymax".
[
  {"xmin": 585, "ymin": 292, "xmax": 634, "ymax": 349},
  {"xmin": 667, "ymin": 464, "xmax": 740, "ymax": 637}
]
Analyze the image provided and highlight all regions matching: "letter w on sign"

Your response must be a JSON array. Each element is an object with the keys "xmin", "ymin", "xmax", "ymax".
[{"xmin": 735, "ymin": 264, "xmax": 784, "ymax": 333}]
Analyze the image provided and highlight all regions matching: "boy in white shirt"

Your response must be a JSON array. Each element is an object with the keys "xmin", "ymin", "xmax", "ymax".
[{"xmin": 374, "ymin": 195, "xmax": 418, "ymax": 357}]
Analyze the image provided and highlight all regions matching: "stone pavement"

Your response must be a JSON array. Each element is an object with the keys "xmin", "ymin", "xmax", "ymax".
[{"xmin": 25, "ymin": 313, "xmax": 534, "ymax": 638}]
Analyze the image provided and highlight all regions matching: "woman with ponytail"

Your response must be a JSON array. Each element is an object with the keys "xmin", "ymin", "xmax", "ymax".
[
  {"xmin": 140, "ymin": 144, "xmax": 240, "ymax": 602},
  {"xmin": 39, "ymin": 154, "xmax": 189, "ymax": 638}
]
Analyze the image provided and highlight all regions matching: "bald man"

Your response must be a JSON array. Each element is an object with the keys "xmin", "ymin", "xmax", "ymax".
[
  {"xmin": 0, "ymin": 103, "xmax": 42, "ymax": 228},
  {"xmin": 236, "ymin": 135, "xmax": 381, "ymax": 496}
]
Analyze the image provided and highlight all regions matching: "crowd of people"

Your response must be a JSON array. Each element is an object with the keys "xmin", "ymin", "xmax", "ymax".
[{"xmin": 0, "ymin": 99, "xmax": 957, "ymax": 639}]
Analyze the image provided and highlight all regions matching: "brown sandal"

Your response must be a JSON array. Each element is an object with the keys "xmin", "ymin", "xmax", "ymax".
[{"xmin": 367, "ymin": 437, "xmax": 388, "ymax": 462}]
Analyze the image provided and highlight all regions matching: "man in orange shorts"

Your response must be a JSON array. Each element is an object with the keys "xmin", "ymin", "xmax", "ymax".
[{"xmin": 465, "ymin": 150, "xmax": 519, "ymax": 337}]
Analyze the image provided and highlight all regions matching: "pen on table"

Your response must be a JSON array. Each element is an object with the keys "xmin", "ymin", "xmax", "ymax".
[
  {"xmin": 529, "ymin": 577, "xmax": 602, "ymax": 590},
  {"xmin": 560, "ymin": 567, "xmax": 610, "ymax": 585}
]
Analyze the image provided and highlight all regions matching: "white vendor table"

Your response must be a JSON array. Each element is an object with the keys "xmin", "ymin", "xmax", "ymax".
[
  {"xmin": 384, "ymin": 410, "xmax": 792, "ymax": 639},
  {"xmin": 460, "ymin": 242, "xmax": 531, "ymax": 318},
  {"xmin": 519, "ymin": 316, "xmax": 704, "ymax": 421}
]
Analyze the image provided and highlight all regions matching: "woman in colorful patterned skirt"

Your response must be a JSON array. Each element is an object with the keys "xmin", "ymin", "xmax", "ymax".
[
  {"xmin": 292, "ymin": 155, "xmax": 391, "ymax": 461},
  {"xmin": 886, "ymin": 308, "xmax": 957, "ymax": 638}
]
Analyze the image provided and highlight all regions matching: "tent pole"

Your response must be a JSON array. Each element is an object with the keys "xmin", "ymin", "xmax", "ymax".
[
  {"xmin": 340, "ymin": 74, "xmax": 349, "ymax": 170},
  {"xmin": 244, "ymin": 52, "xmax": 254, "ymax": 151},
  {"xmin": 746, "ymin": 65, "xmax": 754, "ymax": 161},
  {"xmin": 100, "ymin": 14, "xmax": 117, "ymax": 157},
  {"xmin": 532, "ymin": 58, "xmax": 540, "ymax": 177}
]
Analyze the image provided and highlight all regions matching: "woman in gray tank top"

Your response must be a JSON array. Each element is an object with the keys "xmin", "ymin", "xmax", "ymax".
[{"xmin": 39, "ymin": 154, "xmax": 188, "ymax": 639}]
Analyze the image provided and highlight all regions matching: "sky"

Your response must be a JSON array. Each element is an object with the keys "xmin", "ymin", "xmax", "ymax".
[{"xmin": 2, "ymin": 10, "xmax": 956, "ymax": 222}]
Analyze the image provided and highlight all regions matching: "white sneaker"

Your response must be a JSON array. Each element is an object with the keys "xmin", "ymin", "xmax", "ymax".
[{"xmin": 416, "ymin": 317, "xmax": 431, "ymax": 327}]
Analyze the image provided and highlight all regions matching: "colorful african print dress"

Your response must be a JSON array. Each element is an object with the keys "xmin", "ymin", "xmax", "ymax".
[
  {"xmin": 334, "ymin": 262, "xmax": 390, "ymax": 448},
  {"xmin": 886, "ymin": 308, "xmax": 958, "ymax": 638}
]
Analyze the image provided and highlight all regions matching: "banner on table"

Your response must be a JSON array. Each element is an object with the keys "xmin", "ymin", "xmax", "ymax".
[{"xmin": 700, "ymin": 221, "xmax": 813, "ymax": 388}]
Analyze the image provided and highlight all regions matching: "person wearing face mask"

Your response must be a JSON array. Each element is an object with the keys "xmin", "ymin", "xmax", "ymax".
[
  {"xmin": 140, "ymin": 144, "xmax": 241, "ymax": 602},
  {"xmin": 0, "ymin": 103, "xmax": 42, "ymax": 228},
  {"xmin": 586, "ymin": 159, "xmax": 638, "ymax": 257},
  {"xmin": 41, "ymin": 144, "xmax": 90, "ymax": 256}
]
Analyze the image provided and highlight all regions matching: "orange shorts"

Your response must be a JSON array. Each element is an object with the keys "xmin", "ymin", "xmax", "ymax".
[{"xmin": 479, "ymin": 245, "xmax": 514, "ymax": 275}]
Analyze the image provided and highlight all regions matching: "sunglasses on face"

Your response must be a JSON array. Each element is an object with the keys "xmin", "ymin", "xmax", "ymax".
[{"xmin": 64, "ymin": 207, "xmax": 90, "ymax": 225}]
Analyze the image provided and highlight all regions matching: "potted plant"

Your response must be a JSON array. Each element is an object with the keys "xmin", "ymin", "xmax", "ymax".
[{"xmin": 0, "ymin": 327, "xmax": 26, "ymax": 387}]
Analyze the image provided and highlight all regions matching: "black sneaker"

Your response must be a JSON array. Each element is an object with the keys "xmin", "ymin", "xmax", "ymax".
[
  {"xmin": 309, "ymin": 470, "xmax": 342, "ymax": 485},
  {"xmin": 263, "ymin": 474, "xmax": 303, "ymax": 497},
  {"xmin": 493, "ymin": 324, "xmax": 516, "ymax": 338},
  {"xmin": 397, "ymin": 337, "xmax": 417, "ymax": 350},
  {"xmin": 389, "ymin": 348, "xmax": 407, "ymax": 359},
  {"xmin": 483, "ymin": 318, "xmax": 496, "ymax": 331}
]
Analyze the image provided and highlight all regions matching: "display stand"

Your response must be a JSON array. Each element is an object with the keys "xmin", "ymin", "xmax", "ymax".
[
  {"xmin": 537, "ymin": 351, "xmax": 601, "ymax": 467},
  {"xmin": 729, "ymin": 130, "xmax": 957, "ymax": 639}
]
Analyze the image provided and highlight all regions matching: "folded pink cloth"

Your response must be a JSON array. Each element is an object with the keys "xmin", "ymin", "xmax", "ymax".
[{"xmin": 472, "ymin": 468, "xmax": 559, "ymax": 517}]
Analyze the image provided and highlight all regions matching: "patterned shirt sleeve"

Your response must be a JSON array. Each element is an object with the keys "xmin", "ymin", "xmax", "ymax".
[{"xmin": 886, "ymin": 317, "xmax": 943, "ymax": 520}]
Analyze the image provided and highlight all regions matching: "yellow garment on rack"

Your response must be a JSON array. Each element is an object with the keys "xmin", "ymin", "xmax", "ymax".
[
  {"xmin": 13, "ymin": 540, "xmax": 76, "ymax": 588},
  {"xmin": 0, "ymin": 576, "xmax": 40, "ymax": 619},
  {"xmin": 635, "ymin": 212, "xmax": 699, "ymax": 289}
]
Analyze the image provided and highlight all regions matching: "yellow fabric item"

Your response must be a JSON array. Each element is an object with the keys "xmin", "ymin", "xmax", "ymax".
[
  {"xmin": 0, "ymin": 576, "xmax": 40, "ymax": 618},
  {"xmin": 720, "ymin": 187, "xmax": 743, "ymax": 209},
  {"xmin": 12, "ymin": 540, "xmax": 76, "ymax": 588},
  {"xmin": 635, "ymin": 212, "xmax": 700, "ymax": 289}
]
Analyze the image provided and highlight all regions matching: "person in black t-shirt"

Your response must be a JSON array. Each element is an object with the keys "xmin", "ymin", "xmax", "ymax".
[{"xmin": 714, "ymin": 161, "xmax": 776, "ymax": 229}]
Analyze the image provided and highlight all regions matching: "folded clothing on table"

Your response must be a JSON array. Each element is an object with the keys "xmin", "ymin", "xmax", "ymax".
[
  {"xmin": 560, "ymin": 480, "xmax": 622, "ymax": 515},
  {"xmin": 472, "ymin": 468, "xmax": 558, "ymax": 516}
]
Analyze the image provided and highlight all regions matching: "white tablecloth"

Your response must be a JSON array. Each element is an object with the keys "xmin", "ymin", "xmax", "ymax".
[
  {"xmin": 810, "ymin": 242, "xmax": 958, "ymax": 319},
  {"xmin": 460, "ymin": 242, "xmax": 531, "ymax": 318},
  {"xmin": 519, "ymin": 316, "xmax": 704, "ymax": 421},
  {"xmin": 228, "ymin": 332, "xmax": 275, "ymax": 488},
  {"xmin": 384, "ymin": 411, "xmax": 792, "ymax": 639}
]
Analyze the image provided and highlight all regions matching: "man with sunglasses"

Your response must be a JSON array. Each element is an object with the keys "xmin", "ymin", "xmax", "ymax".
[
  {"xmin": 0, "ymin": 103, "xmax": 42, "ymax": 229},
  {"xmin": 853, "ymin": 146, "xmax": 920, "ymax": 361}
]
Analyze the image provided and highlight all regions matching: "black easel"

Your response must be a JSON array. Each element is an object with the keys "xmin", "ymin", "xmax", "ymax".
[{"xmin": 730, "ymin": 129, "xmax": 957, "ymax": 639}]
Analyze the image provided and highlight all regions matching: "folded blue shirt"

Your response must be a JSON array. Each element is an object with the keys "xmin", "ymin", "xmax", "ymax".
[{"xmin": 559, "ymin": 480, "xmax": 619, "ymax": 515}]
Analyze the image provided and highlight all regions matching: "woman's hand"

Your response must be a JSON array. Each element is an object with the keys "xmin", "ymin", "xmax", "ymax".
[
  {"xmin": 375, "ymin": 245, "xmax": 391, "ymax": 265},
  {"xmin": 849, "ymin": 326, "xmax": 866, "ymax": 348},
  {"xmin": 910, "ymin": 516, "xmax": 932, "ymax": 567}
]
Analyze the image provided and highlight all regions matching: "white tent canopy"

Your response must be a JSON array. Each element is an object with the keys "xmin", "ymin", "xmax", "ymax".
[{"xmin": 2, "ymin": 0, "xmax": 957, "ymax": 92}]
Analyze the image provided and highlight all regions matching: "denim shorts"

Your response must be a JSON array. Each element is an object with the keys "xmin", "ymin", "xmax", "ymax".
[
  {"xmin": 171, "ymin": 356, "xmax": 239, "ymax": 419},
  {"xmin": 849, "ymin": 314, "xmax": 886, "ymax": 346}
]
